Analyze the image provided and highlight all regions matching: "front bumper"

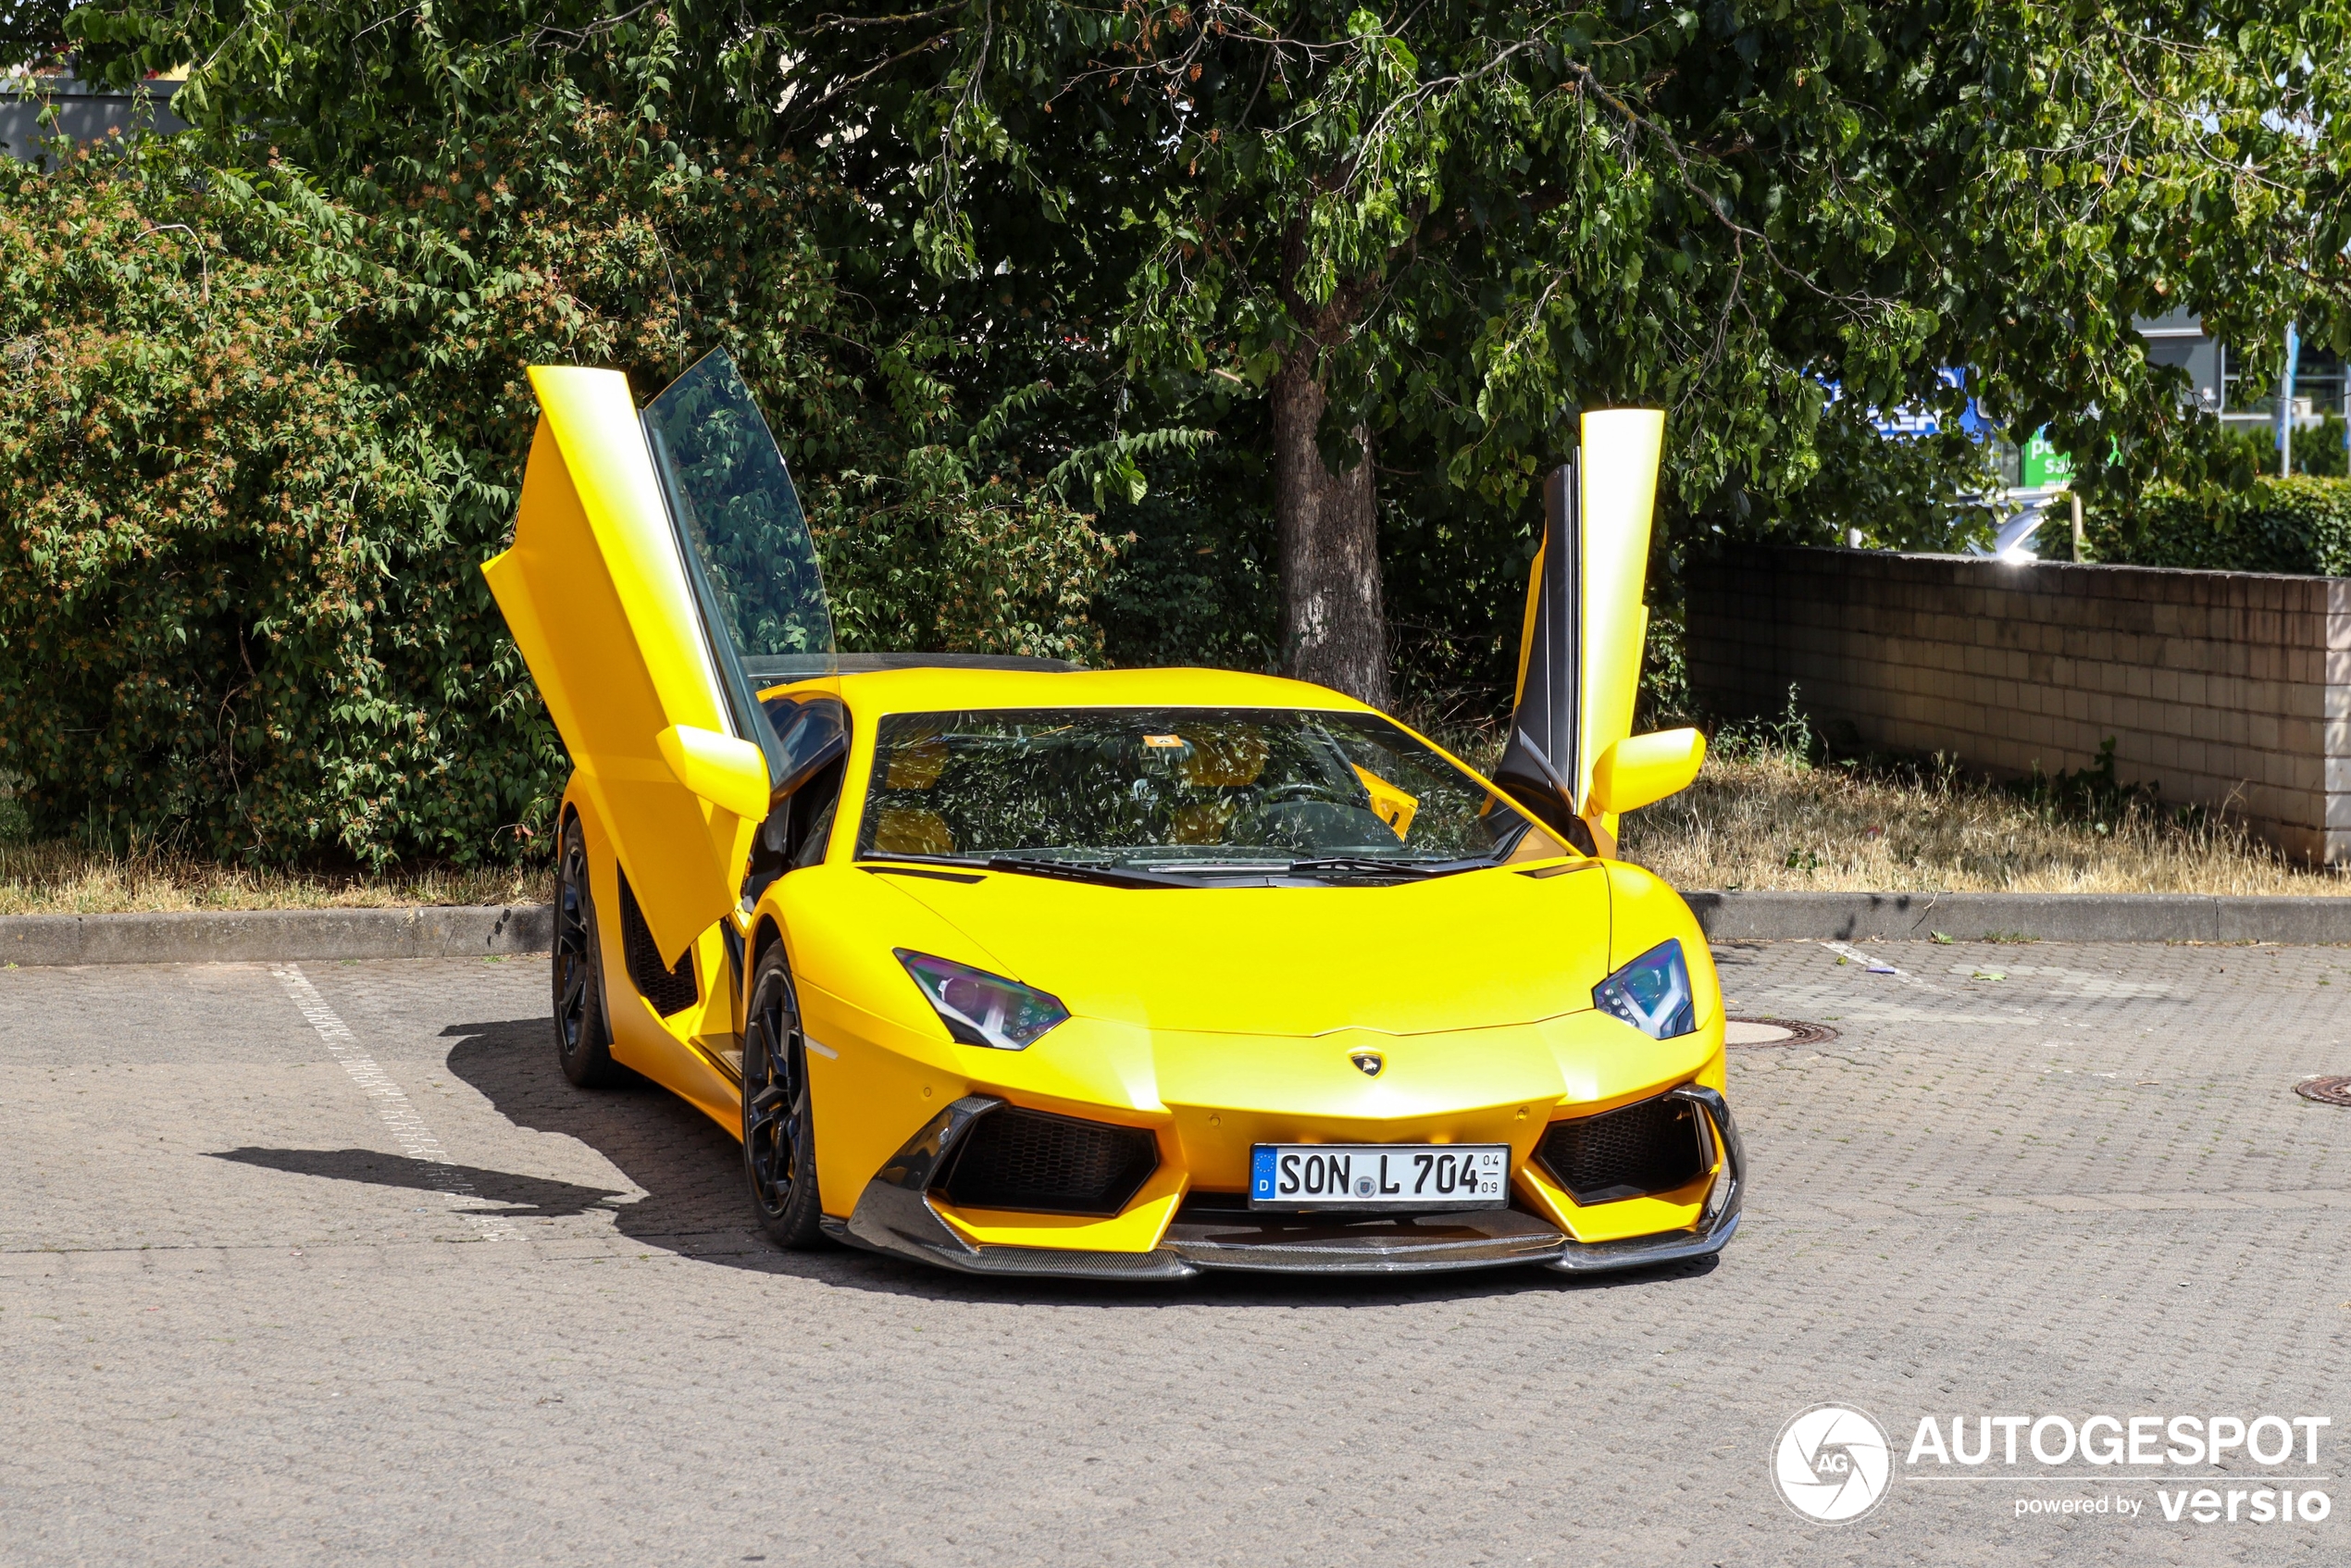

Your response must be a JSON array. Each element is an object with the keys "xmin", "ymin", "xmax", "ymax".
[{"xmin": 828, "ymin": 1085, "xmax": 1745, "ymax": 1280}]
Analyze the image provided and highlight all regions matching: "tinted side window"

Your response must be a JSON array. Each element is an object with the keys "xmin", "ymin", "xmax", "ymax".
[
  {"xmin": 641, "ymin": 349, "xmax": 835, "ymax": 665},
  {"xmin": 787, "ymin": 756, "xmax": 845, "ymax": 870},
  {"xmin": 761, "ymin": 693, "xmax": 849, "ymax": 795},
  {"xmin": 740, "ymin": 696, "xmax": 852, "ymax": 904}
]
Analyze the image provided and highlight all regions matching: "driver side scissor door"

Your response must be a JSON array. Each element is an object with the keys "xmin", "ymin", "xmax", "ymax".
[{"xmin": 482, "ymin": 353, "xmax": 836, "ymax": 1049}]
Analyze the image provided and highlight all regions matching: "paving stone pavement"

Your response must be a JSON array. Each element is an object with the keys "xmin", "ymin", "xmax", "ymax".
[{"xmin": 4, "ymin": 941, "xmax": 2349, "ymax": 1566}]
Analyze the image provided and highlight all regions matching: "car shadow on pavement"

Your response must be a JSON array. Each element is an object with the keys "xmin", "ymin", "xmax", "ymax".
[
  {"xmin": 207, "ymin": 1147, "xmax": 626, "ymax": 1216},
  {"xmin": 439, "ymin": 1015, "xmax": 782, "ymax": 1255},
  {"xmin": 440, "ymin": 1014, "xmax": 1733, "ymax": 1308}
]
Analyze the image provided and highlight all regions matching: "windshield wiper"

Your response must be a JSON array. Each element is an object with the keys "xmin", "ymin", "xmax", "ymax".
[
  {"xmin": 982, "ymin": 856, "xmax": 1197, "ymax": 890},
  {"xmin": 1283, "ymin": 854, "xmax": 1497, "ymax": 882}
]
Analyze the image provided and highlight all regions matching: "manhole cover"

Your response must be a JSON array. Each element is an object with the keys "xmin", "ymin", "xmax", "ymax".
[
  {"xmin": 2295, "ymin": 1076, "xmax": 2351, "ymax": 1107},
  {"xmin": 1725, "ymin": 1016, "xmax": 1840, "ymax": 1050}
]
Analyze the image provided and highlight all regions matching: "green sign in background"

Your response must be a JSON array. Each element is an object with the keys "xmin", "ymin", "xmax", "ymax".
[{"xmin": 2021, "ymin": 430, "xmax": 2075, "ymax": 489}]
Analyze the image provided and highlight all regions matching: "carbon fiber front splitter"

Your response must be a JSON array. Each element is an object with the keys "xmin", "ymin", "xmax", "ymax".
[{"xmin": 827, "ymin": 1086, "xmax": 1745, "ymax": 1281}]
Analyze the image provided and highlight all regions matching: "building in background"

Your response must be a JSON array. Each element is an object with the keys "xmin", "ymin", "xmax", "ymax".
[
  {"xmin": 1983, "ymin": 313, "xmax": 2350, "ymax": 558},
  {"xmin": 1, "ymin": 71, "xmax": 186, "ymax": 160},
  {"xmin": 2136, "ymin": 309, "xmax": 2347, "ymax": 433}
]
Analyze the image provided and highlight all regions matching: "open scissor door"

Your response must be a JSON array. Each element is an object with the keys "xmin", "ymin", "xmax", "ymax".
[
  {"xmin": 1492, "ymin": 409, "xmax": 1666, "ymax": 853},
  {"xmin": 482, "ymin": 351, "xmax": 836, "ymax": 969}
]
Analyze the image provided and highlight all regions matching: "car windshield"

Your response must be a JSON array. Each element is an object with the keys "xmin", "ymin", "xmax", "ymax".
[{"xmin": 855, "ymin": 707, "xmax": 1539, "ymax": 877}]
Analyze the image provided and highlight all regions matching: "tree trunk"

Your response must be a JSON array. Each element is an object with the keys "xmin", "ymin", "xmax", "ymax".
[{"xmin": 1270, "ymin": 351, "xmax": 1389, "ymax": 709}]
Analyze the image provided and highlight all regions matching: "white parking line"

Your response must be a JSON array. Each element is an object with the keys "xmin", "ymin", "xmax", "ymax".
[{"xmin": 270, "ymin": 964, "xmax": 521, "ymax": 1241}]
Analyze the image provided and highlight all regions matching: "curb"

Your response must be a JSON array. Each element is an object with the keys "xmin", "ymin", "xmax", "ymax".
[
  {"xmin": 3, "ymin": 890, "xmax": 2349, "ymax": 967},
  {"xmin": 1684, "ymin": 890, "xmax": 2351, "ymax": 945},
  {"xmin": 0, "ymin": 904, "xmax": 553, "ymax": 968}
]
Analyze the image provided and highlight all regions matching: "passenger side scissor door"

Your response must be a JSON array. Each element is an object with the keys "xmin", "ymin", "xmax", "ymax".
[
  {"xmin": 481, "ymin": 351, "xmax": 835, "ymax": 971},
  {"xmin": 1492, "ymin": 409, "xmax": 1666, "ymax": 848}
]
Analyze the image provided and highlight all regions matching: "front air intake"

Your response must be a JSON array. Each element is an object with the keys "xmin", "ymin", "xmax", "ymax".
[
  {"xmin": 1538, "ymin": 1094, "xmax": 1710, "ymax": 1205},
  {"xmin": 616, "ymin": 868, "xmax": 699, "ymax": 1017},
  {"xmin": 936, "ymin": 1106, "xmax": 1159, "ymax": 1216}
]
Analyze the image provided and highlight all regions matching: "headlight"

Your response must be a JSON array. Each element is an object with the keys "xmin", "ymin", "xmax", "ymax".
[
  {"xmin": 894, "ymin": 950, "xmax": 1070, "ymax": 1051},
  {"xmin": 1593, "ymin": 939, "xmax": 1698, "ymax": 1039}
]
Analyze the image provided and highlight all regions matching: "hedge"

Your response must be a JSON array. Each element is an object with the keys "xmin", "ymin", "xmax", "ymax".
[
  {"xmin": 2078, "ymin": 475, "xmax": 2351, "ymax": 576},
  {"xmin": 0, "ymin": 94, "xmax": 1117, "ymax": 868}
]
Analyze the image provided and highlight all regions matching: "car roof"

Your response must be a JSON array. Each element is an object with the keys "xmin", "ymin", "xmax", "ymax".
[{"xmin": 756, "ymin": 664, "xmax": 1373, "ymax": 717}]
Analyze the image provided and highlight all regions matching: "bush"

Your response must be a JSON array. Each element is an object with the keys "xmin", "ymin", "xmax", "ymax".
[
  {"xmin": 818, "ymin": 474, "xmax": 1119, "ymax": 663},
  {"xmin": 0, "ymin": 96, "xmax": 1115, "ymax": 868},
  {"xmin": 2078, "ymin": 475, "xmax": 2351, "ymax": 576},
  {"xmin": 0, "ymin": 139, "xmax": 514, "ymax": 867},
  {"xmin": 2208, "ymin": 412, "xmax": 2351, "ymax": 482}
]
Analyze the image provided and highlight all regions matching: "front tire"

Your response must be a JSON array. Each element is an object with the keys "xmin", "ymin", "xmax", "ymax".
[
  {"xmin": 742, "ymin": 940, "xmax": 825, "ymax": 1248},
  {"xmin": 553, "ymin": 817, "xmax": 626, "ymax": 1089}
]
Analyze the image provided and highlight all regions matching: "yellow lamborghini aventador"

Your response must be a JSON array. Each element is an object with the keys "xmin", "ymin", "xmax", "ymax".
[{"xmin": 481, "ymin": 348, "xmax": 1740, "ymax": 1279}]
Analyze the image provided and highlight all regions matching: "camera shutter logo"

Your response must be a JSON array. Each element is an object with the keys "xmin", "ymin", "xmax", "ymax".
[{"xmin": 1773, "ymin": 1404, "xmax": 1894, "ymax": 1524}]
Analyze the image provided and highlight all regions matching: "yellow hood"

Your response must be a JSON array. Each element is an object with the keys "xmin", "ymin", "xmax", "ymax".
[{"xmin": 879, "ymin": 861, "xmax": 1612, "ymax": 1038}]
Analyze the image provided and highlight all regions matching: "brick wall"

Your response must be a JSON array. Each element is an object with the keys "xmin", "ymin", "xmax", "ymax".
[{"xmin": 1684, "ymin": 545, "xmax": 2351, "ymax": 863}]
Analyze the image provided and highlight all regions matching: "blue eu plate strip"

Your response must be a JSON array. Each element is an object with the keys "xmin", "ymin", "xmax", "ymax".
[{"xmin": 1250, "ymin": 1145, "xmax": 1275, "ymax": 1199}]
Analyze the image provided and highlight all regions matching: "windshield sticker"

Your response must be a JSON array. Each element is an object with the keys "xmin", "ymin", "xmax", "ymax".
[{"xmin": 1352, "ymin": 765, "xmax": 1420, "ymax": 840}]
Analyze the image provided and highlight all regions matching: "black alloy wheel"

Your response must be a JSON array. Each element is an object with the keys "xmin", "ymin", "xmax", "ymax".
[
  {"xmin": 553, "ymin": 818, "xmax": 625, "ymax": 1089},
  {"xmin": 742, "ymin": 940, "xmax": 825, "ymax": 1248}
]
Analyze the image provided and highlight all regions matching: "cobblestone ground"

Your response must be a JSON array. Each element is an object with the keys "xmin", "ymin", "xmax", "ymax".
[{"xmin": 4, "ymin": 942, "xmax": 2348, "ymax": 1566}]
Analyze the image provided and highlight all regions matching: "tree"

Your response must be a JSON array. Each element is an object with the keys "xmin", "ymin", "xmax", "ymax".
[
  {"xmin": 0, "ymin": 0, "xmax": 70, "ymax": 68},
  {"xmin": 72, "ymin": 0, "xmax": 2351, "ymax": 708},
  {"xmin": 788, "ymin": 0, "xmax": 2351, "ymax": 704}
]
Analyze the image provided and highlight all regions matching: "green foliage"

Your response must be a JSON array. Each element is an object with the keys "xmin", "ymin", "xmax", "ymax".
[
  {"xmin": 1739, "ymin": 418, "xmax": 2005, "ymax": 555},
  {"xmin": 2291, "ymin": 414, "xmax": 2351, "ymax": 481},
  {"xmin": 0, "ymin": 0, "xmax": 69, "ymax": 67},
  {"xmin": 0, "ymin": 93, "xmax": 1114, "ymax": 865},
  {"xmin": 0, "ymin": 139, "xmax": 518, "ymax": 866},
  {"xmin": 1091, "ymin": 429, "xmax": 1281, "ymax": 672},
  {"xmin": 40, "ymin": 0, "xmax": 2351, "ymax": 845},
  {"xmin": 0, "ymin": 767, "xmax": 24, "ymax": 842},
  {"xmin": 1707, "ymin": 687, "xmax": 1823, "ymax": 769},
  {"xmin": 825, "ymin": 3, "xmax": 2328, "ymax": 499},
  {"xmin": 1636, "ymin": 614, "xmax": 1693, "ymax": 731},
  {"xmin": 2004, "ymin": 737, "xmax": 2168, "ymax": 836},
  {"xmin": 819, "ymin": 476, "xmax": 1119, "ymax": 664},
  {"xmin": 2198, "ymin": 412, "xmax": 2351, "ymax": 483},
  {"xmin": 74, "ymin": 0, "xmax": 2351, "ymax": 713},
  {"xmin": 2077, "ymin": 475, "xmax": 2351, "ymax": 576},
  {"xmin": 757, "ymin": 0, "xmax": 2345, "ymax": 703}
]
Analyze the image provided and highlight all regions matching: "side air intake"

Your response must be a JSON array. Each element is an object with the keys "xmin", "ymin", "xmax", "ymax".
[
  {"xmin": 1538, "ymin": 1094, "xmax": 1709, "ymax": 1205},
  {"xmin": 936, "ymin": 1106, "xmax": 1159, "ymax": 1216},
  {"xmin": 616, "ymin": 868, "xmax": 699, "ymax": 1017}
]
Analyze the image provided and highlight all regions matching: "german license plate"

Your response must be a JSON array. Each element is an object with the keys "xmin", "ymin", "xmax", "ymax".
[{"xmin": 1249, "ymin": 1143, "xmax": 1509, "ymax": 1211}]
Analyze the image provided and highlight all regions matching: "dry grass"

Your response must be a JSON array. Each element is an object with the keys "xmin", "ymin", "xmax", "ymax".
[
  {"xmin": 1403, "ymin": 702, "xmax": 2351, "ymax": 897},
  {"xmin": 1620, "ymin": 748, "xmax": 2351, "ymax": 896},
  {"xmin": 0, "ymin": 771, "xmax": 551, "ymax": 915},
  {"xmin": 0, "ymin": 840, "xmax": 552, "ymax": 916}
]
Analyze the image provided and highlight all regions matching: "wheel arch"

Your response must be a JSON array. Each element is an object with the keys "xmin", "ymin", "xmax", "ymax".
[
  {"xmin": 557, "ymin": 772, "xmax": 593, "ymax": 839},
  {"xmin": 747, "ymin": 911, "xmax": 790, "ymax": 1011}
]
